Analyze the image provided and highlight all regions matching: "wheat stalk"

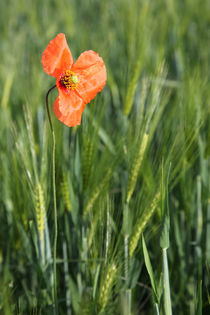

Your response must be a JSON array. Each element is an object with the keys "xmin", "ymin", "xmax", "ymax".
[{"xmin": 83, "ymin": 138, "xmax": 93, "ymax": 190}]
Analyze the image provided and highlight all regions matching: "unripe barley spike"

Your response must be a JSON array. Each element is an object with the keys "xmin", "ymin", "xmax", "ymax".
[
  {"xmin": 35, "ymin": 183, "xmax": 46, "ymax": 265},
  {"xmin": 83, "ymin": 169, "xmax": 111, "ymax": 218},
  {"xmin": 129, "ymin": 192, "xmax": 160, "ymax": 257},
  {"xmin": 61, "ymin": 174, "xmax": 71, "ymax": 212},
  {"xmin": 126, "ymin": 133, "xmax": 149, "ymax": 204},
  {"xmin": 99, "ymin": 263, "xmax": 117, "ymax": 312}
]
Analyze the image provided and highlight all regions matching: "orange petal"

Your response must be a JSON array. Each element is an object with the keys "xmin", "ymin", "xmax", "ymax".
[
  {"xmin": 53, "ymin": 90, "xmax": 85, "ymax": 127},
  {"xmin": 71, "ymin": 50, "xmax": 107, "ymax": 103},
  {"xmin": 41, "ymin": 33, "xmax": 74, "ymax": 77}
]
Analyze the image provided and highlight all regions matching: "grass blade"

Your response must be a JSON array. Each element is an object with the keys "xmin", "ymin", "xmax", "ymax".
[{"xmin": 142, "ymin": 234, "xmax": 159, "ymax": 304}]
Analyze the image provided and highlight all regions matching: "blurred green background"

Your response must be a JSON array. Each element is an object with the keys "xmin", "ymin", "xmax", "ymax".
[{"xmin": 0, "ymin": 0, "xmax": 209, "ymax": 314}]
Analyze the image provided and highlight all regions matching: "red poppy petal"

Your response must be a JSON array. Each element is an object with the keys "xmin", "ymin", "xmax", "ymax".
[
  {"xmin": 53, "ymin": 90, "xmax": 85, "ymax": 127},
  {"xmin": 41, "ymin": 33, "xmax": 74, "ymax": 77},
  {"xmin": 71, "ymin": 50, "xmax": 107, "ymax": 103}
]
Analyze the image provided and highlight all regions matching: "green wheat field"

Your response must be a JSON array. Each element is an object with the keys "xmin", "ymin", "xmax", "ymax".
[{"xmin": 0, "ymin": 0, "xmax": 209, "ymax": 314}]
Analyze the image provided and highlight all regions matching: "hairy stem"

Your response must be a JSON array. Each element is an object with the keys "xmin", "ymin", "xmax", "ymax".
[{"xmin": 46, "ymin": 85, "xmax": 58, "ymax": 314}]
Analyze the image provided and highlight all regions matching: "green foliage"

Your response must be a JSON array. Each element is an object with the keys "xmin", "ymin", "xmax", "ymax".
[
  {"xmin": 142, "ymin": 234, "xmax": 159, "ymax": 304},
  {"xmin": 0, "ymin": 0, "xmax": 209, "ymax": 314}
]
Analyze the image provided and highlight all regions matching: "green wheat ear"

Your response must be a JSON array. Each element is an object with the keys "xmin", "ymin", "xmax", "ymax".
[
  {"xmin": 87, "ymin": 213, "xmax": 98, "ymax": 249},
  {"xmin": 61, "ymin": 174, "xmax": 71, "ymax": 212},
  {"xmin": 129, "ymin": 192, "xmax": 160, "ymax": 257},
  {"xmin": 123, "ymin": 54, "xmax": 142, "ymax": 116},
  {"xmin": 99, "ymin": 263, "xmax": 117, "ymax": 312},
  {"xmin": 126, "ymin": 133, "xmax": 149, "ymax": 204},
  {"xmin": 83, "ymin": 169, "xmax": 112, "ymax": 218},
  {"xmin": 35, "ymin": 184, "xmax": 45, "ymax": 241},
  {"xmin": 82, "ymin": 138, "xmax": 93, "ymax": 191},
  {"xmin": 35, "ymin": 183, "xmax": 46, "ymax": 265}
]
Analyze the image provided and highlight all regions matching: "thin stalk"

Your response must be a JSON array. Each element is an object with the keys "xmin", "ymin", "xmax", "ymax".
[
  {"xmin": 46, "ymin": 85, "xmax": 56, "ymax": 132},
  {"xmin": 162, "ymin": 248, "xmax": 172, "ymax": 315},
  {"xmin": 155, "ymin": 303, "xmax": 160, "ymax": 315},
  {"xmin": 123, "ymin": 202, "xmax": 131, "ymax": 315},
  {"xmin": 125, "ymin": 289, "xmax": 131, "ymax": 315},
  {"xmin": 62, "ymin": 240, "xmax": 71, "ymax": 315},
  {"xmin": 46, "ymin": 85, "xmax": 58, "ymax": 314},
  {"xmin": 105, "ymin": 198, "xmax": 110, "ymax": 261},
  {"xmin": 124, "ymin": 234, "xmax": 129, "ymax": 279},
  {"xmin": 123, "ymin": 202, "xmax": 129, "ymax": 280}
]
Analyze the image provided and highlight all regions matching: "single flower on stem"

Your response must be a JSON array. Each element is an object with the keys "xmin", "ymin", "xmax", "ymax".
[
  {"xmin": 41, "ymin": 33, "xmax": 107, "ymax": 127},
  {"xmin": 41, "ymin": 33, "xmax": 106, "ymax": 313}
]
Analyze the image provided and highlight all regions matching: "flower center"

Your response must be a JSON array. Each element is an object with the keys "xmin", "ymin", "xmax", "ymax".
[{"xmin": 59, "ymin": 70, "xmax": 79, "ymax": 90}]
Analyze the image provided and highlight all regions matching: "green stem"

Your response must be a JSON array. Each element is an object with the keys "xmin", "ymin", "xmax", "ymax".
[
  {"xmin": 123, "ymin": 202, "xmax": 129, "ymax": 280},
  {"xmin": 125, "ymin": 289, "xmax": 131, "ymax": 315},
  {"xmin": 123, "ymin": 203, "xmax": 131, "ymax": 315},
  {"xmin": 46, "ymin": 85, "xmax": 56, "ymax": 132},
  {"xmin": 46, "ymin": 85, "xmax": 58, "ymax": 314},
  {"xmin": 162, "ymin": 248, "xmax": 172, "ymax": 315},
  {"xmin": 155, "ymin": 303, "xmax": 160, "ymax": 315}
]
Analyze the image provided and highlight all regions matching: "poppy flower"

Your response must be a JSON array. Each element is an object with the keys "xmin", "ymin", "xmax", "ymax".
[{"xmin": 41, "ymin": 33, "xmax": 107, "ymax": 127}]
